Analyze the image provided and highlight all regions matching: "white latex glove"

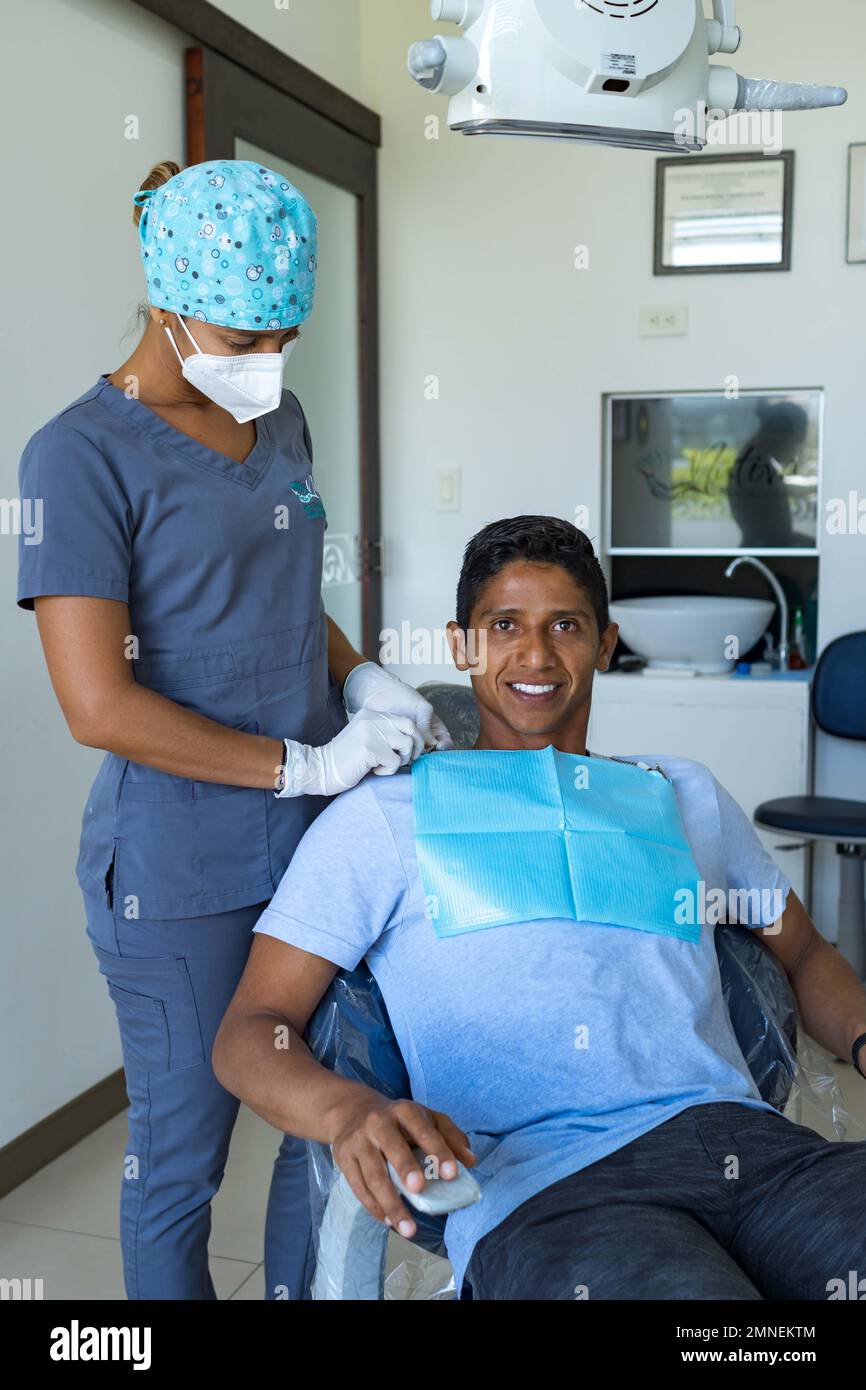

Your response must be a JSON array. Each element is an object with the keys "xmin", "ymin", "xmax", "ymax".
[
  {"xmin": 342, "ymin": 662, "xmax": 453, "ymax": 751},
  {"xmin": 276, "ymin": 709, "xmax": 425, "ymax": 798}
]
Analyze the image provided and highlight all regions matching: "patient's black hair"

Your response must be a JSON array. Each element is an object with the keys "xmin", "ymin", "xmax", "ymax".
[{"xmin": 456, "ymin": 516, "xmax": 610, "ymax": 637}]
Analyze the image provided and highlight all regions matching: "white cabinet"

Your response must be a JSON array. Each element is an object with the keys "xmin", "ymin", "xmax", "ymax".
[{"xmin": 587, "ymin": 672, "xmax": 813, "ymax": 906}]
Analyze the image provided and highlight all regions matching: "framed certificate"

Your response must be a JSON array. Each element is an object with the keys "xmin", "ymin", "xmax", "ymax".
[
  {"xmin": 847, "ymin": 144, "xmax": 866, "ymax": 264},
  {"xmin": 654, "ymin": 151, "xmax": 794, "ymax": 275}
]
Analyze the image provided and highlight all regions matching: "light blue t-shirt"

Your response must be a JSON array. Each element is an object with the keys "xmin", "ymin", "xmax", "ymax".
[{"xmin": 253, "ymin": 752, "xmax": 793, "ymax": 1292}]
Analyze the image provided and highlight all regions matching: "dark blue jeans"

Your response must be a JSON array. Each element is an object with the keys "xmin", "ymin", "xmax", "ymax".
[{"xmin": 466, "ymin": 1102, "xmax": 866, "ymax": 1300}]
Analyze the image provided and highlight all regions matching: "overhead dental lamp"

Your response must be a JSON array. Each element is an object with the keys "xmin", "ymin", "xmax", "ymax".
[{"xmin": 408, "ymin": 0, "xmax": 847, "ymax": 152}]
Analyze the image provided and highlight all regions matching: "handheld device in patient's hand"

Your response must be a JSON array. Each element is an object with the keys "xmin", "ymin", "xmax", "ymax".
[{"xmin": 387, "ymin": 1147, "xmax": 482, "ymax": 1216}]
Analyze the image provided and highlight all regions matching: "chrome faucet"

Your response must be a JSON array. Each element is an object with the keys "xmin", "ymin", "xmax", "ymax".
[{"xmin": 724, "ymin": 556, "xmax": 789, "ymax": 670}]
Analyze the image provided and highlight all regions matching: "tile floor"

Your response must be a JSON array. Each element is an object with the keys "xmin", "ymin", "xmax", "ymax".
[
  {"xmin": 0, "ymin": 1102, "xmax": 449, "ymax": 1300},
  {"xmin": 1, "ymin": 1047, "xmax": 864, "ymax": 1300}
]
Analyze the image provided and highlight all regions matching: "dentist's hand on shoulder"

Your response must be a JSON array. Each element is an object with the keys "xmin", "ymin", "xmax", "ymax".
[
  {"xmin": 275, "ymin": 662, "xmax": 452, "ymax": 798},
  {"xmin": 276, "ymin": 709, "xmax": 425, "ymax": 798},
  {"xmin": 342, "ymin": 661, "xmax": 454, "ymax": 757}
]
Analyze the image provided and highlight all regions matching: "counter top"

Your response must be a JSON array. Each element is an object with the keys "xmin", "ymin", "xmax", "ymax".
[
  {"xmin": 607, "ymin": 666, "xmax": 814, "ymax": 684},
  {"xmin": 730, "ymin": 668, "xmax": 814, "ymax": 682}
]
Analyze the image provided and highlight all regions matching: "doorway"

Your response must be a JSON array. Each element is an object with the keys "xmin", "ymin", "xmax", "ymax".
[{"xmin": 185, "ymin": 42, "xmax": 382, "ymax": 652}]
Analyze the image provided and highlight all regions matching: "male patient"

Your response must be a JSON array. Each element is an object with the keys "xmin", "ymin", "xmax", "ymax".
[{"xmin": 214, "ymin": 516, "xmax": 866, "ymax": 1301}]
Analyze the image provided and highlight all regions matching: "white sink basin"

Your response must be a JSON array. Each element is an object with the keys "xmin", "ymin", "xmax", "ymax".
[{"xmin": 608, "ymin": 596, "xmax": 776, "ymax": 674}]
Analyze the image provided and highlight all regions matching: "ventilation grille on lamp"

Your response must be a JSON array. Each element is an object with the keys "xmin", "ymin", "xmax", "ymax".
[{"xmin": 586, "ymin": 0, "xmax": 660, "ymax": 16}]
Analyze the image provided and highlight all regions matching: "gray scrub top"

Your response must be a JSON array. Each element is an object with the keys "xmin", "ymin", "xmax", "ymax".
[{"xmin": 17, "ymin": 376, "xmax": 346, "ymax": 919}]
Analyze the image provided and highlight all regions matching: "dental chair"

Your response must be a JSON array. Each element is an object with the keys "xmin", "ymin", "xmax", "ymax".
[
  {"xmin": 304, "ymin": 682, "xmax": 799, "ymax": 1300},
  {"xmin": 754, "ymin": 632, "xmax": 866, "ymax": 983}
]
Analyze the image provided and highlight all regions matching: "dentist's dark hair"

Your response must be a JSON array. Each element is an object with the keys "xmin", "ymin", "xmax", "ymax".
[
  {"xmin": 132, "ymin": 160, "xmax": 182, "ymax": 227},
  {"xmin": 130, "ymin": 160, "xmax": 183, "ymax": 339},
  {"xmin": 456, "ymin": 515, "xmax": 610, "ymax": 637}
]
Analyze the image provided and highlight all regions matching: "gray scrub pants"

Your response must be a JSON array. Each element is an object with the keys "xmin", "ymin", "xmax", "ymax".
[
  {"xmin": 466, "ymin": 1101, "xmax": 866, "ymax": 1300},
  {"xmin": 85, "ymin": 891, "xmax": 313, "ymax": 1301}
]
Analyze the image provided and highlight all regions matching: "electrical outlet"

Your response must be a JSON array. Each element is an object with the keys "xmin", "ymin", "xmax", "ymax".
[{"xmin": 640, "ymin": 305, "xmax": 689, "ymax": 336}]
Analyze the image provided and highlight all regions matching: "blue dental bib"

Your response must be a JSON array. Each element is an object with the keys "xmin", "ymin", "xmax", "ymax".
[{"xmin": 411, "ymin": 747, "xmax": 703, "ymax": 943}]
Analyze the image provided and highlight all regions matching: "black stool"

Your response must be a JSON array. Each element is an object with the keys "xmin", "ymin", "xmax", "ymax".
[{"xmin": 754, "ymin": 632, "xmax": 866, "ymax": 980}]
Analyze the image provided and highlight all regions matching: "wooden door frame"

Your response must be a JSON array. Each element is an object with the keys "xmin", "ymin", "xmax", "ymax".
[
  {"xmin": 131, "ymin": 0, "xmax": 379, "ymax": 144},
  {"xmin": 131, "ymin": 0, "xmax": 383, "ymax": 649}
]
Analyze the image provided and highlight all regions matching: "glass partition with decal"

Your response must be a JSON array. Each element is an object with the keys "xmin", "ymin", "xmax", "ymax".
[{"xmin": 606, "ymin": 390, "xmax": 822, "ymax": 556}]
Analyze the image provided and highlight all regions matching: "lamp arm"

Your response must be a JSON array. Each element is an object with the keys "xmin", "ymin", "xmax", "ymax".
[{"xmin": 707, "ymin": 0, "xmax": 742, "ymax": 55}]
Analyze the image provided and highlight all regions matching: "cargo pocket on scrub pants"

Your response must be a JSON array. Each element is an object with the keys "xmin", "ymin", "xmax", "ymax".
[{"xmin": 91, "ymin": 942, "xmax": 205, "ymax": 1074}]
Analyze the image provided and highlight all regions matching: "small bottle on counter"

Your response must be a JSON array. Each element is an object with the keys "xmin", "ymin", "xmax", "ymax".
[{"xmin": 788, "ymin": 608, "xmax": 808, "ymax": 670}]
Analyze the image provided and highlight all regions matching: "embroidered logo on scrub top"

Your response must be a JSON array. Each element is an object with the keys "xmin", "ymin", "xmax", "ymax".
[{"xmin": 290, "ymin": 474, "xmax": 326, "ymax": 520}]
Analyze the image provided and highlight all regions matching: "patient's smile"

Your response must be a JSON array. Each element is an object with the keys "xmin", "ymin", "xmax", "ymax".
[{"xmin": 507, "ymin": 680, "xmax": 562, "ymax": 704}]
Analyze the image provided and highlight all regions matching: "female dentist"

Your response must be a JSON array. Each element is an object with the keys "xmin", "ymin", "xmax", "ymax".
[{"xmin": 17, "ymin": 159, "xmax": 446, "ymax": 1301}]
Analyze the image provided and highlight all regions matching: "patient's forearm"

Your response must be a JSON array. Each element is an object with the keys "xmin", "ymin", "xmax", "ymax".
[
  {"xmin": 213, "ymin": 1012, "xmax": 383, "ymax": 1142},
  {"xmin": 786, "ymin": 935, "xmax": 866, "ymax": 1070}
]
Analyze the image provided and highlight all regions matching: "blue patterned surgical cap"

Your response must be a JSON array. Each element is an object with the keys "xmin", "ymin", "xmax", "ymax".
[{"xmin": 134, "ymin": 159, "xmax": 318, "ymax": 331}]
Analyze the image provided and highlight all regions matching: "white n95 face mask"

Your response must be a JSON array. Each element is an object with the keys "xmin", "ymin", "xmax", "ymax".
[{"xmin": 163, "ymin": 314, "xmax": 296, "ymax": 423}]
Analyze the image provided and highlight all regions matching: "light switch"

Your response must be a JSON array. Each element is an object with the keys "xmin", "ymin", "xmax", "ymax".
[
  {"xmin": 434, "ymin": 467, "xmax": 462, "ymax": 511},
  {"xmin": 640, "ymin": 305, "xmax": 689, "ymax": 336}
]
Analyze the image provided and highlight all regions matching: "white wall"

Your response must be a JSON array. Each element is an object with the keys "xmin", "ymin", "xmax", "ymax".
[
  {"xmin": 0, "ymin": 0, "xmax": 189, "ymax": 1146},
  {"xmin": 0, "ymin": 0, "xmax": 363, "ymax": 1146},
  {"xmin": 209, "ymin": 0, "xmax": 362, "ymax": 100},
  {"xmin": 360, "ymin": 0, "xmax": 866, "ymax": 940}
]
